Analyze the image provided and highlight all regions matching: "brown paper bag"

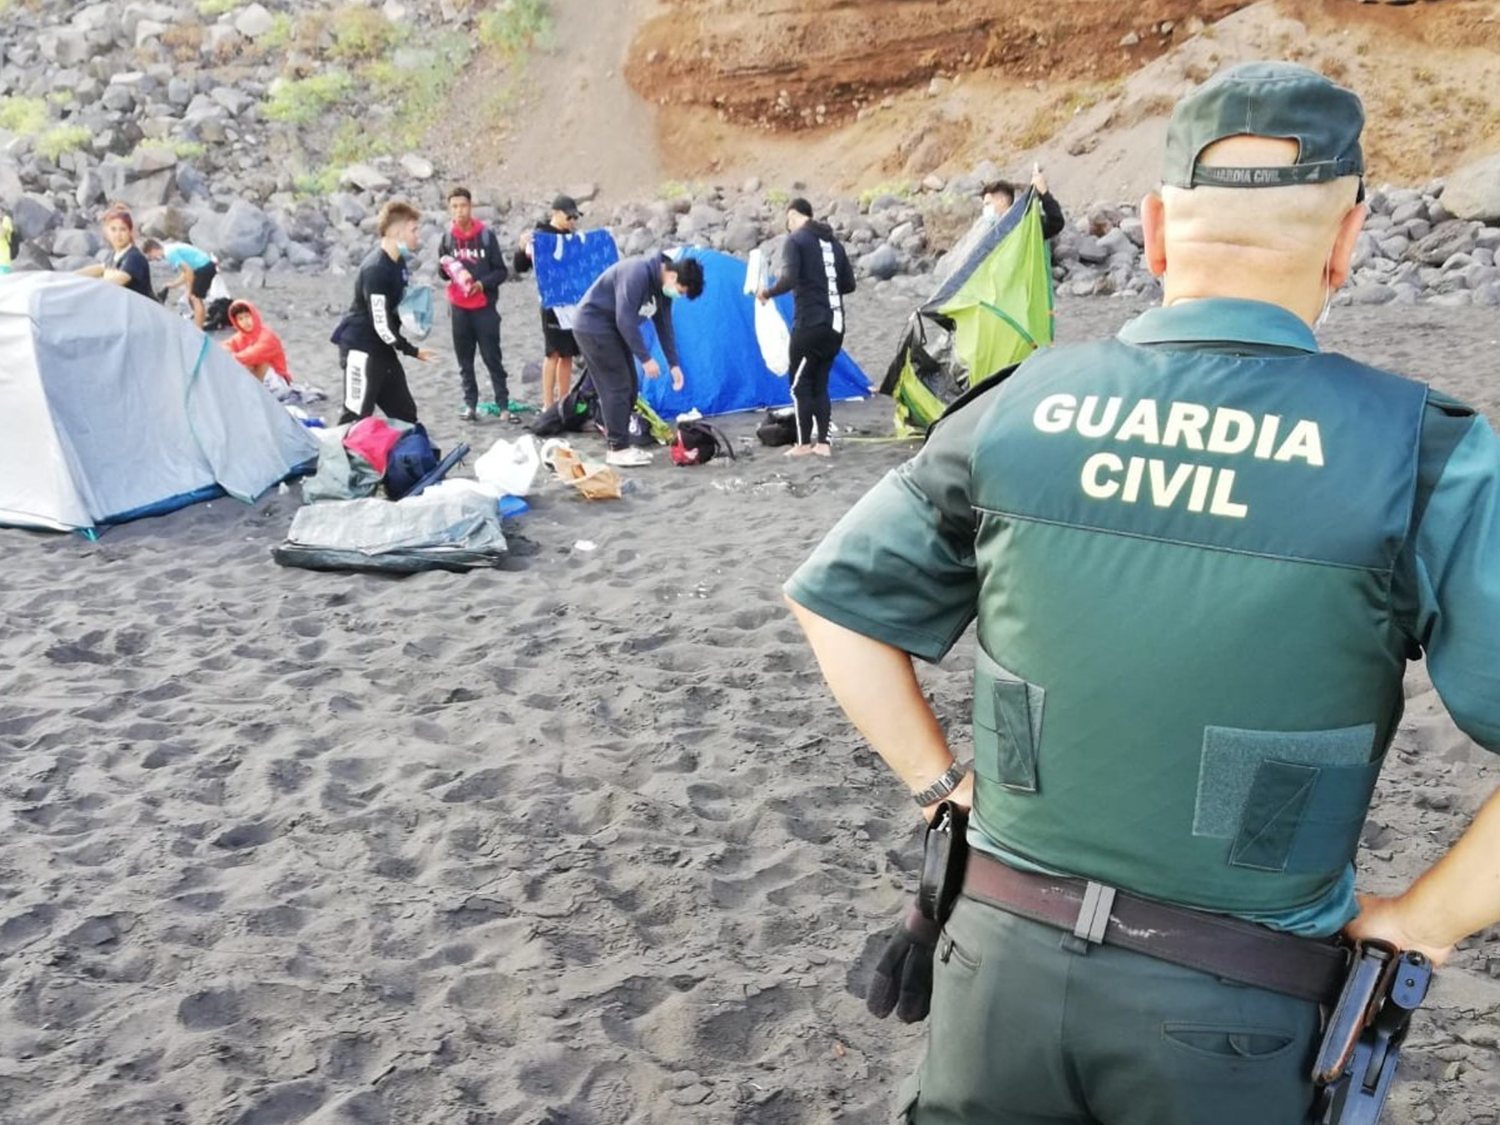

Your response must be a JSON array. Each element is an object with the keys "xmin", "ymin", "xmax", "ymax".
[{"xmin": 546, "ymin": 445, "xmax": 623, "ymax": 501}]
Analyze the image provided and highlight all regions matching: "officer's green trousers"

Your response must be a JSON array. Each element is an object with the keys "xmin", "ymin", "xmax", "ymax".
[{"xmin": 899, "ymin": 895, "xmax": 1323, "ymax": 1124}]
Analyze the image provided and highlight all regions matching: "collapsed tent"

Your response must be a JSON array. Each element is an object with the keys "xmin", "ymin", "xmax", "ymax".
[
  {"xmin": 636, "ymin": 249, "xmax": 870, "ymax": 418},
  {"xmin": 882, "ymin": 190, "xmax": 1055, "ymax": 434},
  {"xmin": 273, "ymin": 490, "xmax": 507, "ymax": 574},
  {"xmin": 0, "ymin": 272, "xmax": 319, "ymax": 533}
]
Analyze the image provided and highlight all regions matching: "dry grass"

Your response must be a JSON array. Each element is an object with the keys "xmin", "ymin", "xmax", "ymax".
[{"xmin": 161, "ymin": 23, "xmax": 204, "ymax": 63}]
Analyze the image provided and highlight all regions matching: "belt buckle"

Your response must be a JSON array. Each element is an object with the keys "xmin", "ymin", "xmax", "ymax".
[{"xmin": 1071, "ymin": 881, "xmax": 1117, "ymax": 947}]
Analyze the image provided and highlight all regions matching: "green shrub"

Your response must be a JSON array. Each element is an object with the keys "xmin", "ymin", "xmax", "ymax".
[
  {"xmin": 36, "ymin": 124, "xmax": 91, "ymax": 161},
  {"xmin": 359, "ymin": 31, "xmax": 473, "ymax": 149},
  {"xmin": 196, "ymin": 0, "xmax": 241, "ymax": 15},
  {"xmin": 477, "ymin": 0, "xmax": 551, "ymax": 56},
  {"xmin": 0, "ymin": 96, "xmax": 49, "ymax": 135},
  {"xmin": 329, "ymin": 7, "xmax": 396, "ymax": 62},
  {"xmin": 263, "ymin": 71, "xmax": 354, "ymax": 124},
  {"xmin": 170, "ymin": 139, "xmax": 207, "ymax": 159},
  {"xmin": 260, "ymin": 12, "xmax": 294, "ymax": 51},
  {"xmin": 763, "ymin": 187, "xmax": 789, "ymax": 209},
  {"xmin": 294, "ymin": 166, "xmax": 342, "ymax": 197},
  {"xmin": 857, "ymin": 180, "xmax": 914, "ymax": 209}
]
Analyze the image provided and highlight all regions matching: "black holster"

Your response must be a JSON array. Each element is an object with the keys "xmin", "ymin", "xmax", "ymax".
[{"xmin": 917, "ymin": 801, "xmax": 968, "ymax": 927}]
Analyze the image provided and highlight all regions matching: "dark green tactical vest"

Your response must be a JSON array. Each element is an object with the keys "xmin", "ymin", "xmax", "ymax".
[{"xmin": 966, "ymin": 328, "xmax": 1429, "ymax": 915}]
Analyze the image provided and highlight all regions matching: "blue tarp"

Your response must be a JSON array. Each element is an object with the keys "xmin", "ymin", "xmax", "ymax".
[{"xmin": 636, "ymin": 249, "xmax": 870, "ymax": 418}]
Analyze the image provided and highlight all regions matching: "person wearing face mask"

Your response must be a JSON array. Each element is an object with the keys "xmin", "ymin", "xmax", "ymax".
[
  {"xmin": 756, "ymin": 197, "xmax": 856, "ymax": 458},
  {"xmin": 513, "ymin": 194, "xmax": 584, "ymax": 412},
  {"xmin": 572, "ymin": 251, "xmax": 706, "ymax": 468},
  {"xmin": 786, "ymin": 62, "xmax": 1500, "ymax": 1124},
  {"xmin": 75, "ymin": 204, "xmax": 154, "ymax": 300},
  {"xmin": 335, "ymin": 200, "xmax": 436, "ymax": 425}
]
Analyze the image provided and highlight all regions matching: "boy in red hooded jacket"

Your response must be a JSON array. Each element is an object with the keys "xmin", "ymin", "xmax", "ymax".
[
  {"xmin": 438, "ymin": 187, "xmax": 513, "ymax": 422},
  {"xmin": 223, "ymin": 299, "xmax": 291, "ymax": 386}
]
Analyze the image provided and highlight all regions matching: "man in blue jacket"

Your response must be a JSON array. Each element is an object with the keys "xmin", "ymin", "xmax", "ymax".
[{"xmin": 572, "ymin": 252, "xmax": 705, "ymax": 468}]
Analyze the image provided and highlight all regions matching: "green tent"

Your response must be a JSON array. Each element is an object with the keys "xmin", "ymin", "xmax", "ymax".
[{"xmin": 881, "ymin": 190, "xmax": 1055, "ymax": 434}]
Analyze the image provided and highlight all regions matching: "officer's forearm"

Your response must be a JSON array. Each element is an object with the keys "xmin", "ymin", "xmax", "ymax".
[
  {"xmin": 788, "ymin": 600, "xmax": 955, "ymax": 797},
  {"xmin": 1394, "ymin": 786, "xmax": 1500, "ymax": 949}
]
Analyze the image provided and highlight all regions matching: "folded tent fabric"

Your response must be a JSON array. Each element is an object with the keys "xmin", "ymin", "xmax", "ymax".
[{"xmin": 272, "ymin": 490, "xmax": 508, "ymax": 573}]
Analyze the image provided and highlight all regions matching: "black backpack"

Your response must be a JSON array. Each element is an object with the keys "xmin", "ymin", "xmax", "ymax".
[
  {"xmin": 670, "ymin": 420, "xmax": 735, "ymax": 466},
  {"xmin": 203, "ymin": 297, "xmax": 234, "ymax": 331},
  {"xmin": 756, "ymin": 408, "xmax": 799, "ymax": 447},
  {"xmin": 530, "ymin": 371, "xmax": 599, "ymax": 437}
]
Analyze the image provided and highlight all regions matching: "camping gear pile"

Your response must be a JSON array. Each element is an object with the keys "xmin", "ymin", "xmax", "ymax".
[
  {"xmin": 276, "ymin": 429, "xmax": 546, "ymax": 573},
  {"xmin": 301, "ymin": 418, "xmax": 461, "ymax": 503},
  {"xmin": 0, "ymin": 272, "xmax": 318, "ymax": 534},
  {"xmin": 883, "ymin": 190, "xmax": 1055, "ymax": 434}
]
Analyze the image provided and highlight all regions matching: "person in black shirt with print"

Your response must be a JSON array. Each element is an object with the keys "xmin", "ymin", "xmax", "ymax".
[
  {"xmin": 335, "ymin": 200, "xmax": 435, "ymax": 424},
  {"xmin": 757, "ymin": 197, "xmax": 856, "ymax": 458}
]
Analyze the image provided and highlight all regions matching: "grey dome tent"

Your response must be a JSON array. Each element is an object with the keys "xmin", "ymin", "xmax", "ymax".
[{"xmin": 0, "ymin": 272, "xmax": 318, "ymax": 533}]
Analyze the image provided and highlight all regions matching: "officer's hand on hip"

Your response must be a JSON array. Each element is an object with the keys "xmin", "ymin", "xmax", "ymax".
[
  {"xmin": 1342, "ymin": 893, "xmax": 1454, "ymax": 967},
  {"xmin": 867, "ymin": 904, "xmax": 942, "ymax": 1023}
]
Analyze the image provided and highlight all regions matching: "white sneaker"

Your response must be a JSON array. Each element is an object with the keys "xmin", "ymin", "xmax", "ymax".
[{"xmin": 606, "ymin": 448, "xmax": 653, "ymax": 467}]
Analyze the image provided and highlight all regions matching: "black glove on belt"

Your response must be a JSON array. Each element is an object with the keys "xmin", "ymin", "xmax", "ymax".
[{"xmin": 866, "ymin": 904, "xmax": 942, "ymax": 1023}]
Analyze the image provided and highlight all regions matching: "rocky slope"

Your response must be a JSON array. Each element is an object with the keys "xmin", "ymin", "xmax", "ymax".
[{"xmin": 2, "ymin": 0, "xmax": 1500, "ymax": 308}]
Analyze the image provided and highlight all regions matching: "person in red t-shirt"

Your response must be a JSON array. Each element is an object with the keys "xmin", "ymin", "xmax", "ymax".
[{"xmin": 438, "ymin": 186, "xmax": 513, "ymax": 422}]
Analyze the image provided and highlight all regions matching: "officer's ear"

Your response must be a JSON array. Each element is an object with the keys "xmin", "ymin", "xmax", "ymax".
[
  {"xmin": 1326, "ymin": 202, "xmax": 1367, "ymax": 292},
  {"xmin": 1141, "ymin": 192, "xmax": 1167, "ymax": 278}
]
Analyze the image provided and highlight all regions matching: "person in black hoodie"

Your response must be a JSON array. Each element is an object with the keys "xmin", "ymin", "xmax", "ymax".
[
  {"xmin": 981, "ymin": 164, "xmax": 1067, "ymax": 240},
  {"xmin": 573, "ymin": 252, "xmax": 705, "ymax": 468},
  {"xmin": 437, "ymin": 187, "xmax": 512, "ymax": 422},
  {"xmin": 512, "ymin": 194, "xmax": 582, "ymax": 413},
  {"xmin": 757, "ymin": 198, "xmax": 856, "ymax": 458},
  {"xmin": 335, "ymin": 200, "xmax": 435, "ymax": 425}
]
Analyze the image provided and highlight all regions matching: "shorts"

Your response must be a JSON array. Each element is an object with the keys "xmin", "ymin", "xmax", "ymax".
[
  {"xmin": 541, "ymin": 307, "xmax": 580, "ymax": 358},
  {"xmin": 190, "ymin": 260, "xmax": 217, "ymax": 300}
]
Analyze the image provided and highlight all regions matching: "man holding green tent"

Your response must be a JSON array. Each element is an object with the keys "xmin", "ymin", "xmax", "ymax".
[{"xmin": 786, "ymin": 62, "xmax": 1500, "ymax": 1124}]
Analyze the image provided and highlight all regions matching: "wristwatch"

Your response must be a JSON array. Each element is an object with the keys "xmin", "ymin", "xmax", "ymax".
[{"xmin": 911, "ymin": 760, "xmax": 970, "ymax": 807}]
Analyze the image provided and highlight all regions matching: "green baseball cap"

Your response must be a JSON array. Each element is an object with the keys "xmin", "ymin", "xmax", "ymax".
[{"xmin": 1163, "ymin": 62, "xmax": 1364, "ymax": 190}]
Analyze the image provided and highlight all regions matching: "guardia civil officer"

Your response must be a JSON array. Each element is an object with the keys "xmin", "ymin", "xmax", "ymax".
[{"xmin": 785, "ymin": 63, "xmax": 1500, "ymax": 1124}]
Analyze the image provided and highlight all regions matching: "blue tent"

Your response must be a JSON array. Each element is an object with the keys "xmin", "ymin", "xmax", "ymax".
[{"xmin": 635, "ymin": 249, "xmax": 869, "ymax": 418}]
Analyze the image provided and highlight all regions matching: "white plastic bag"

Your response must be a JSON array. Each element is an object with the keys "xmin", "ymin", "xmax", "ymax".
[
  {"xmin": 475, "ymin": 434, "xmax": 542, "ymax": 497},
  {"xmin": 755, "ymin": 300, "xmax": 791, "ymax": 376}
]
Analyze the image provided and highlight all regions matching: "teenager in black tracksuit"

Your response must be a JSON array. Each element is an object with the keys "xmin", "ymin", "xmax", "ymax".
[
  {"xmin": 336, "ymin": 201, "xmax": 433, "ymax": 424},
  {"xmin": 757, "ymin": 197, "xmax": 855, "ymax": 456},
  {"xmin": 437, "ymin": 187, "xmax": 511, "ymax": 421}
]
